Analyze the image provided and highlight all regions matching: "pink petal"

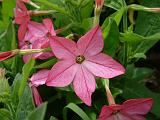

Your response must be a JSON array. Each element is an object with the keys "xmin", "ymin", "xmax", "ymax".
[
  {"xmin": 122, "ymin": 98, "xmax": 153, "ymax": 115},
  {"xmin": 73, "ymin": 65, "xmax": 96, "ymax": 106},
  {"xmin": 46, "ymin": 60, "xmax": 79, "ymax": 87},
  {"xmin": 32, "ymin": 38, "xmax": 53, "ymax": 59},
  {"xmin": 77, "ymin": 26, "xmax": 103, "ymax": 56},
  {"xmin": 31, "ymin": 86, "xmax": 43, "ymax": 106},
  {"xmin": 30, "ymin": 69, "xmax": 50, "ymax": 87},
  {"xmin": 50, "ymin": 36, "xmax": 78, "ymax": 59},
  {"xmin": 83, "ymin": 53, "xmax": 125, "ymax": 78},
  {"xmin": 43, "ymin": 18, "xmax": 56, "ymax": 36},
  {"xmin": 98, "ymin": 105, "xmax": 114, "ymax": 120},
  {"xmin": 28, "ymin": 21, "xmax": 47, "ymax": 37},
  {"xmin": 18, "ymin": 22, "xmax": 28, "ymax": 41},
  {"xmin": 115, "ymin": 113, "xmax": 135, "ymax": 120}
]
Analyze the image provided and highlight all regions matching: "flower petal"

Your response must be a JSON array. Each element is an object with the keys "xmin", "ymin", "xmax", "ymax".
[
  {"xmin": 73, "ymin": 65, "xmax": 96, "ymax": 106},
  {"xmin": 122, "ymin": 98, "xmax": 153, "ymax": 115},
  {"xmin": 46, "ymin": 60, "xmax": 79, "ymax": 87},
  {"xmin": 98, "ymin": 105, "xmax": 114, "ymax": 120},
  {"xmin": 30, "ymin": 69, "xmax": 50, "ymax": 87},
  {"xmin": 18, "ymin": 22, "xmax": 28, "ymax": 40},
  {"xmin": 28, "ymin": 21, "xmax": 47, "ymax": 37},
  {"xmin": 83, "ymin": 53, "xmax": 125, "ymax": 78},
  {"xmin": 50, "ymin": 36, "xmax": 78, "ymax": 59},
  {"xmin": 31, "ymin": 86, "xmax": 43, "ymax": 106},
  {"xmin": 43, "ymin": 18, "xmax": 56, "ymax": 36},
  {"xmin": 77, "ymin": 26, "xmax": 103, "ymax": 56}
]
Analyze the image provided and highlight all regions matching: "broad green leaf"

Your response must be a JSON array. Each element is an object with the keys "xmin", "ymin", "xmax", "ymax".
[
  {"xmin": 104, "ymin": 0, "xmax": 126, "ymax": 10},
  {"xmin": 18, "ymin": 59, "xmax": 35, "ymax": 97},
  {"xmin": 16, "ymin": 85, "xmax": 35, "ymax": 120},
  {"xmin": 123, "ymin": 65, "xmax": 160, "ymax": 117},
  {"xmin": 27, "ymin": 102, "xmax": 47, "ymax": 120},
  {"xmin": 134, "ymin": 0, "xmax": 160, "ymax": 54},
  {"xmin": 34, "ymin": 58, "xmax": 57, "ymax": 69},
  {"xmin": 63, "ymin": 103, "xmax": 91, "ymax": 120},
  {"xmin": 102, "ymin": 18, "xmax": 119, "ymax": 56},
  {"xmin": 80, "ymin": 0, "xmax": 94, "ymax": 19},
  {"xmin": 0, "ymin": 108, "xmax": 12, "ymax": 120}
]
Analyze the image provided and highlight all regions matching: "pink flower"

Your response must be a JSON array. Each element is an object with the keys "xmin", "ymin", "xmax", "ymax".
[
  {"xmin": 14, "ymin": 0, "xmax": 31, "ymax": 40},
  {"xmin": 30, "ymin": 69, "xmax": 50, "ymax": 106},
  {"xmin": 98, "ymin": 98, "xmax": 153, "ymax": 120},
  {"xmin": 19, "ymin": 18, "xmax": 56, "ymax": 62},
  {"xmin": 46, "ymin": 26, "xmax": 125, "ymax": 106}
]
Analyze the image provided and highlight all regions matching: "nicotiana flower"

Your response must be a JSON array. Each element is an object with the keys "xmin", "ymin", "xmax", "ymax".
[
  {"xmin": 30, "ymin": 69, "xmax": 50, "ymax": 106},
  {"xmin": 98, "ymin": 98, "xmax": 153, "ymax": 120},
  {"xmin": 46, "ymin": 26, "xmax": 125, "ymax": 106},
  {"xmin": 19, "ymin": 18, "xmax": 56, "ymax": 62},
  {"xmin": 14, "ymin": 0, "xmax": 31, "ymax": 40}
]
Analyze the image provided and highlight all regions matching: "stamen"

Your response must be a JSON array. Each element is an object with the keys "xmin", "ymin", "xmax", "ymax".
[{"xmin": 76, "ymin": 55, "xmax": 85, "ymax": 64}]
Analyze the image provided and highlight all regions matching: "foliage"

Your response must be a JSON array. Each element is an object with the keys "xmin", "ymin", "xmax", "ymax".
[{"xmin": 0, "ymin": 0, "xmax": 160, "ymax": 119}]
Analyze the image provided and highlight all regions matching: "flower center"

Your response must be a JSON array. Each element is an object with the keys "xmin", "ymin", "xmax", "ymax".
[
  {"xmin": 46, "ymin": 32, "xmax": 52, "ymax": 38},
  {"xmin": 76, "ymin": 55, "xmax": 85, "ymax": 64},
  {"xmin": 25, "ymin": 40, "xmax": 31, "ymax": 45}
]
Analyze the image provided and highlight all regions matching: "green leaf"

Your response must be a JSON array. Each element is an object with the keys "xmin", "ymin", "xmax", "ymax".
[
  {"xmin": 34, "ymin": 58, "xmax": 57, "ymax": 69},
  {"xmin": 80, "ymin": 0, "xmax": 94, "ymax": 19},
  {"xmin": 0, "ymin": 75, "xmax": 10, "ymax": 104},
  {"xmin": 63, "ymin": 103, "xmax": 91, "ymax": 120},
  {"xmin": 102, "ymin": 18, "xmax": 120, "ymax": 56},
  {"xmin": 0, "ymin": 108, "xmax": 12, "ymax": 120},
  {"xmin": 49, "ymin": 116, "xmax": 58, "ymax": 120},
  {"xmin": 27, "ymin": 102, "xmax": 47, "ymax": 120},
  {"xmin": 18, "ymin": 59, "xmax": 35, "ymax": 97},
  {"xmin": 132, "ymin": 53, "xmax": 146, "ymax": 59},
  {"xmin": 11, "ymin": 73, "xmax": 23, "ymax": 110},
  {"xmin": 123, "ymin": 65, "xmax": 160, "ymax": 117},
  {"xmin": 16, "ymin": 85, "xmax": 35, "ymax": 120},
  {"xmin": 1, "ymin": 0, "xmax": 16, "ymax": 28},
  {"xmin": 104, "ymin": 0, "xmax": 126, "ymax": 10},
  {"xmin": 134, "ymin": 0, "xmax": 160, "ymax": 55}
]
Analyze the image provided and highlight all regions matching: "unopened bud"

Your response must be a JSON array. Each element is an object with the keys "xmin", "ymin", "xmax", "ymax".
[
  {"xmin": 96, "ymin": 0, "xmax": 104, "ymax": 8},
  {"xmin": 0, "ymin": 51, "xmax": 17, "ymax": 61}
]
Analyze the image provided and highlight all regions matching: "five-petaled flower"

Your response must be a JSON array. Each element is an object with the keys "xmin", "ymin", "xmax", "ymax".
[
  {"xmin": 46, "ymin": 26, "xmax": 125, "ymax": 106},
  {"xmin": 30, "ymin": 69, "xmax": 50, "ymax": 106},
  {"xmin": 98, "ymin": 98, "xmax": 153, "ymax": 120},
  {"xmin": 19, "ymin": 18, "xmax": 56, "ymax": 62}
]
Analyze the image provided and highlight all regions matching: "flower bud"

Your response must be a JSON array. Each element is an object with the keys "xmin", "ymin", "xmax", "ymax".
[
  {"xmin": 0, "ymin": 51, "xmax": 16, "ymax": 61},
  {"xmin": 95, "ymin": 0, "xmax": 104, "ymax": 8}
]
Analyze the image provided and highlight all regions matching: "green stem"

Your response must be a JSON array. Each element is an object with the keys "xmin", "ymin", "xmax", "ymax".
[
  {"xmin": 104, "ymin": 79, "xmax": 115, "ymax": 105},
  {"xmin": 12, "ymin": 48, "xmax": 51, "ymax": 56},
  {"xmin": 29, "ymin": 1, "xmax": 40, "ymax": 9},
  {"xmin": 123, "ymin": 8, "xmax": 128, "ymax": 66}
]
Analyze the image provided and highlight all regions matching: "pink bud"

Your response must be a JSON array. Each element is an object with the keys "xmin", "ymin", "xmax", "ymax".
[
  {"xmin": 0, "ymin": 51, "xmax": 15, "ymax": 61},
  {"xmin": 95, "ymin": 0, "xmax": 104, "ymax": 8}
]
